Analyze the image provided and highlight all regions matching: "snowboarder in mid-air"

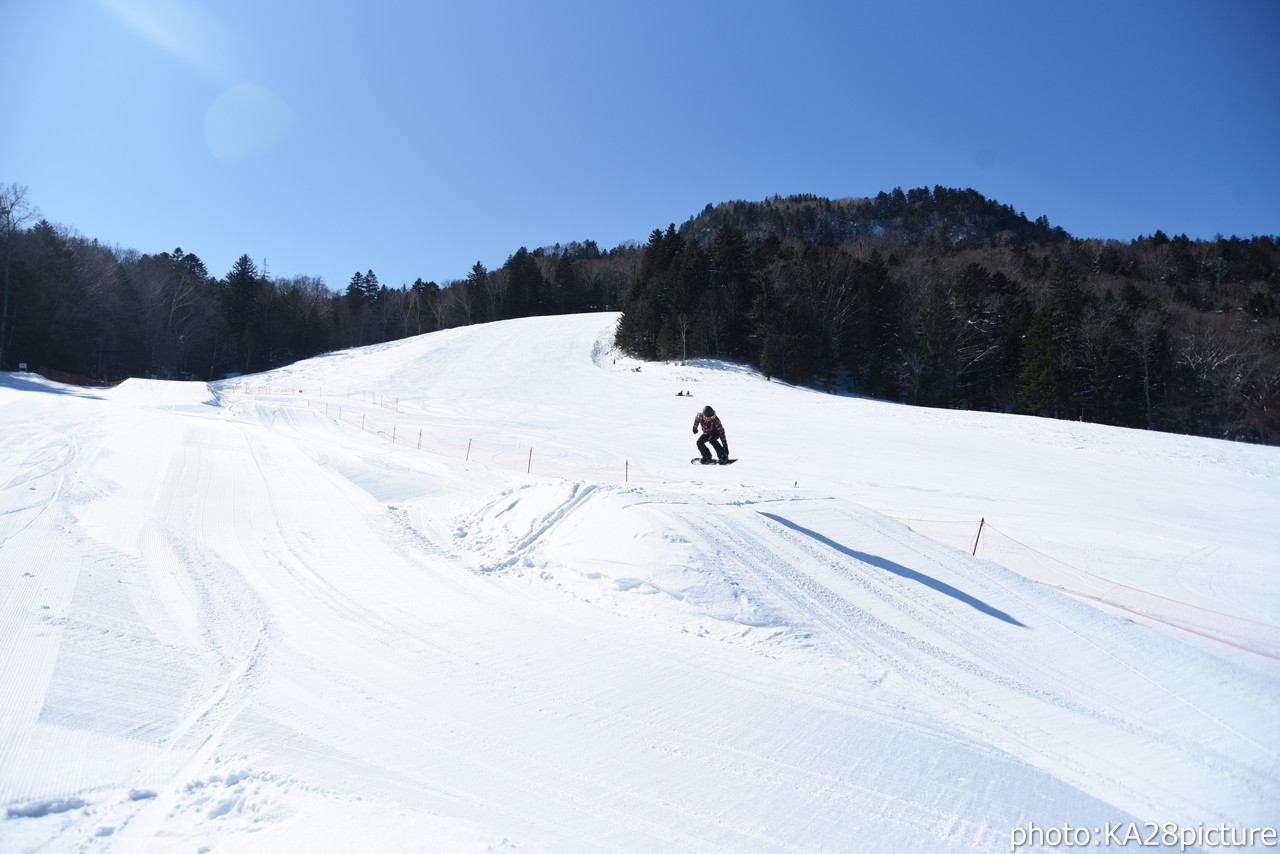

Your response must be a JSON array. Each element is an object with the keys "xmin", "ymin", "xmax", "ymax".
[{"xmin": 692, "ymin": 405, "xmax": 730, "ymax": 464}]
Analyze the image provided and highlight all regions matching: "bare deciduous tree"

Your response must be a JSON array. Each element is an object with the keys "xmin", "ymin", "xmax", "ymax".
[{"xmin": 0, "ymin": 182, "xmax": 38, "ymax": 368}]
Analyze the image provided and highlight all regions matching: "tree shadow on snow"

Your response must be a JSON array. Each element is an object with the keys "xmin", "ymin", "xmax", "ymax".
[
  {"xmin": 759, "ymin": 512, "xmax": 1026, "ymax": 627},
  {"xmin": 0, "ymin": 372, "xmax": 108, "ymax": 399}
]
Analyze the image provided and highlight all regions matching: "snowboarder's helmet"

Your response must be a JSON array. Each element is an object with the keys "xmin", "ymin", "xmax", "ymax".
[{"xmin": 703, "ymin": 406, "xmax": 716, "ymax": 417}]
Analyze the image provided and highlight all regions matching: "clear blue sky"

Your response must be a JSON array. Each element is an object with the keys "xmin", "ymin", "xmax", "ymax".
[{"xmin": 3, "ymin": 0, "xmax": 1278, "ymax": 290}]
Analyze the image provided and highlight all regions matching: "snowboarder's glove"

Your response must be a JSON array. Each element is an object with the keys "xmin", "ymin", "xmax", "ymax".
[{"xmin": 692, "ymin": 427, "xmax": 697, "ymax": 433}]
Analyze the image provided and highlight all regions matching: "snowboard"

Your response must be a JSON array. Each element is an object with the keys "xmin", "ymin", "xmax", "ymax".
[{"xmin": 691, "ymin": 458, "xmax": 738, "ymax": 465}]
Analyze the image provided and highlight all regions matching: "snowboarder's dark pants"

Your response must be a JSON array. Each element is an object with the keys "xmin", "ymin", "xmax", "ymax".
[{"xmin": 697, "ymin": 434, "xmax": 727, "ymax": 461}]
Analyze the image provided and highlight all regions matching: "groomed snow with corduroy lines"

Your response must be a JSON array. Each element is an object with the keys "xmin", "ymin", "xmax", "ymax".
[{"xmin": 1, "ymin": 312, "xmax": 1277, "ymax": 853}]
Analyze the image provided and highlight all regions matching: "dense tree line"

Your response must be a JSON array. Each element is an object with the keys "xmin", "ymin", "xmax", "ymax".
[
  {"xmin": 3, "ymin": 181, "xmax": 1277, "ymax": 443},
  {"xmin": 0, "ymin": 182, "xmax": 634, "ymax": 381},
  {"xmin": 683, "ymin": 188, "xmax": 1068, "ymax": 248},
  {"xmin": 617, "ymin": 188, "xmax": 1280, "ymax": 444}
]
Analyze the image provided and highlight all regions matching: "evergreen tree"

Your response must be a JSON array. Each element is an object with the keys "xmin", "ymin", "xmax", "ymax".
[
  {"xmin": 1045, "ymin": 258, "xmax": 1090, "ymax": 416},
  {"xmin": 345, "ymin": 271, "xmax": 367, "ymax": 311},
  {"xmin": 617, "ymin": 227, "xmax": 686, "ymax": 358},
  {"xmin": 665, "ymin": 241, "xmax": 708, "ymax": 358},
  {"xmin": 500, "ymin": 247, "xmax": 545, "ymax": 319},
  {"xmin": 1018, "ymin": 307, "xmax": 1066, "ymax": 417},
  {"xmin": 464, "ymin": 262, "xmax": 488, "ymax": 323},
  {"xmin": 361, "ymin": 269, "xmax": 381, "ymax": 305},
  {"xmin": 20, "ymin": 220, "xmax": 81, "ymax": 371},
  {"xmin": 709, "ymin": 225, "xmax": 756, "ymax": 357},
  {"xmin": 912, "ymin": 278, "xmax": 965, "ymax": 406},
  {"xmin": 844, "ymin": 251, "xmax": 902, "ymax": 398},
  {"xmin": 222, "ymin": 254, "xmax": 261, "ymax": 372},
  {"xmin": 552, "ymin": 252, "xmax": 583, "ymax": 314}
]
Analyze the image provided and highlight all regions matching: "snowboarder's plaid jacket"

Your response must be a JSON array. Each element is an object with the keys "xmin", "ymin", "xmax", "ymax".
[{"xmin": 693, "ymin": 412, "xmax": 726, "ymax": 441}]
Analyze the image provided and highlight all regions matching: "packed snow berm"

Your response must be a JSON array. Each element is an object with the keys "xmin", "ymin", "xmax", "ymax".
[{"xmin": 1, "ymin": 313, "xmax": 1277, "ymax": 853}]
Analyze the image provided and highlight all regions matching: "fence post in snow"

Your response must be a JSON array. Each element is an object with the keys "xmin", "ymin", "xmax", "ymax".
[
  {"xmin": 527, "ymin": 448, "xmax": 533, "ymax": 473},
  {"xmin": 417, "ymin": 429, "xmax": 422, "ymax": 450},
  {"xmin": 466, "ymin": 439, "xmax": 472, "ymax": 461},
  {"xmin": 972, "ymin": 518, "xmax": 985, "ymax": 556}
]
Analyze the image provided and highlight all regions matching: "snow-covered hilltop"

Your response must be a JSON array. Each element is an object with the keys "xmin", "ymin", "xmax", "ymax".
[{"xmin": 2, "ymin": 313, "xmax": 1277, "ymax": 853}]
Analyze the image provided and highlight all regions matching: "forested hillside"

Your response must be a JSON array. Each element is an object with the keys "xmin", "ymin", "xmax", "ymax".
[
  {"xmin": 617, "ymin": 190, "xmax": 1280, "ymax": 443},
  {"xmin": 0, "ymin": 181, "xmax": 636, "ymax": 384},
  {"xmin": 2, "ymin": 183, "xmax": 1277, "ymax": 442}
]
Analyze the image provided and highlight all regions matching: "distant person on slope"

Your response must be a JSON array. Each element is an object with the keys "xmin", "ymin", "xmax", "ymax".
[{"xmin": 693, "ymin": 405, "xmax": 729, "ymax": 464}]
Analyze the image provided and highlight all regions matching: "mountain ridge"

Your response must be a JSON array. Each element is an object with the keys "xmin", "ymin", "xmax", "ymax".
[{"xmin": 675, "ymin": 186, "xmax": 1070, "ymax": 250}]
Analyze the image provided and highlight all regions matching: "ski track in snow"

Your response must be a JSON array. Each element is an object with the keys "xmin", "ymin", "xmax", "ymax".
[{"xmin": 1, "ymin": 314, "xmax": 1277, "ymax": 853}]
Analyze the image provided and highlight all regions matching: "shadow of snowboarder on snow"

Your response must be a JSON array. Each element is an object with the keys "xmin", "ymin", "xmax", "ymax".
[{"xmin": 759, "ymin": 512, "xmax": 1026, "ymax": 627}]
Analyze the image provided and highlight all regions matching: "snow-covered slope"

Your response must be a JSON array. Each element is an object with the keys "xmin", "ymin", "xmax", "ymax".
[{"xmin": 1, "ymin": 313, "xmax": 1276, "ymax": 853}]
